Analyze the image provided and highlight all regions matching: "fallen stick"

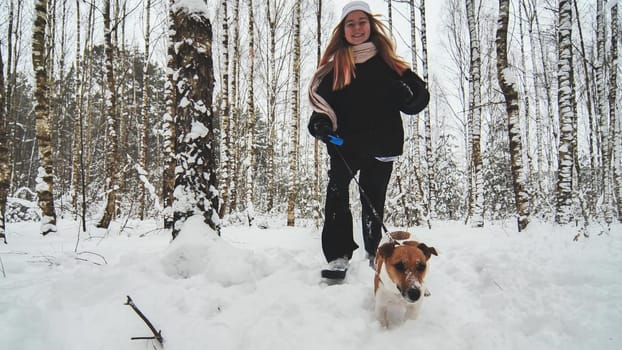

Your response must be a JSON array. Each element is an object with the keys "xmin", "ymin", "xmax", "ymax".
[{"xmin": 125, "ymin": 295, "xmax": 163, "ymax": 345}]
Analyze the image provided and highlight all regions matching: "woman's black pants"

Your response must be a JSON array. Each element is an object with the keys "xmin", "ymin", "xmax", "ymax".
[{"xmin": 321, "ymin": 153, "xmax": 393, "ymax": 263}]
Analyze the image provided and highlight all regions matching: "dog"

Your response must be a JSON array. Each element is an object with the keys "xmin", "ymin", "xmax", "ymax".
[{"xmin": 373, "ymin": 231, "xmax": 438, "ymax": 328}]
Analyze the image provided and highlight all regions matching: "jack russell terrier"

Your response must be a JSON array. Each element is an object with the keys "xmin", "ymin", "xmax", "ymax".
[{"xmin": 373, "ymin": 231, "xmax": 438, "ymax": 328}]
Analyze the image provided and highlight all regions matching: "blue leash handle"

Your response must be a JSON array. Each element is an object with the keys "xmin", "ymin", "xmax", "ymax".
[{"xmin": 327, "ymin": 135, "xmax": 343, "ymax": 146}]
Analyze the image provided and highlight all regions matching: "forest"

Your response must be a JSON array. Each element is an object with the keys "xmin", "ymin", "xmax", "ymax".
[{"xmin": 0, "ymin": 0, "xmax": 620, "ymax": 241}]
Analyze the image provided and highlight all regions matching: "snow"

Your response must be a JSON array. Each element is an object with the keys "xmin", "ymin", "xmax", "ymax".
[
  {"xmin": 34, "ymin": 167, "xmax": 50, "ymax": 192},
  {"xmin": 185, "ymin": 121, "xmax": 209, "ymax": 142},
  {"xmin": 170, "ymin": 0, "xmax": 209, "ymax": 16},
  {"xmin": 1, "ymin": 218, "xmax": 620, "ymax": 350}
]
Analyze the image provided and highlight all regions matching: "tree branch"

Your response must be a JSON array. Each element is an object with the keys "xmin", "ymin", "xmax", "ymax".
[{"xmin": 125, "ymin": 295, "xmax": 163, "ymax": 345}]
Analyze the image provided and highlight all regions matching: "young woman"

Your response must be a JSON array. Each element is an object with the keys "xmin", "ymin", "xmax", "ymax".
[{"xmin": 308, "ymin": 1, "xmax": 429, "ymax": 280}]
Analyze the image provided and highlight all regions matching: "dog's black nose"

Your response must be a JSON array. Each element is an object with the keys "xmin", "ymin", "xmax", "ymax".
[{"xmin": 407, "ymin": 288, "xmax": 421, "ymax": 302}]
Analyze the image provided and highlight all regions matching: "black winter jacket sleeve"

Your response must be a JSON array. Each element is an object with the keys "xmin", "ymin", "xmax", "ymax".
[{"xmin": 399, "ymin": 69, "xmax": 430, "ymax": 115}]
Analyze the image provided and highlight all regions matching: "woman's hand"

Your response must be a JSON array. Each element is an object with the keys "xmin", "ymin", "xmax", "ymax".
[{"xmin": 309, "ymin": 113, "xmax": 333, "ymax": 142}]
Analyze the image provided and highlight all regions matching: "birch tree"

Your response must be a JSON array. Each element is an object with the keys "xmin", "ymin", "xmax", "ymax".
[
  {"xmin": 163, "ymin": 1, "xmax": 178, "ymax": 229},
  {"xmin": 97, "ymin": 0, "xmax": 119, "ymax": 229},
  {"xmin": 219, "ymin": 0, "xmax": 232, "ymax": 217},
  {"xmin": 286, "ymin": 0, "xmax": 301, "ymax": 226},
  {"xmin": 140, "ymin": 0, "xmax": 152, "ymax": 219},
  {"xmin": 465, "ymin": 0, "xmax": 484, "ymax": 227},
  {"xmin": 71, "ymin": 0, "xmax": 88, "ymax": 231},
  {"xmin": 170, "ymin": 0, "xmax": 220, "ymax": 239},
  {"xmin": 420, "ymin": 0, "xmax": 434, "ymax": 219},
  {"xmin": 609, "ymin": 3, "xmax": 620, "ymax": 221},
  {"xmin": 70, "ymin": 0, "xmax": 81, "ymax": 217},
  {"xmin": 555, "ymin": 0, "xmax": 575, "ymax": 224},
  {"xmin": 265, "ymin": 0, "xmax": 278, "ymax": 211},
  {"xmin": 595, "ymin": 0, "xmax": 612, "ymax": 223},
  {"xmin": 312, "ymin": 0, "xmax": 324, "ymax": 227},
  {"xmin": 32, "ymin": 0, "xmax": 57, "ymax": 235},
  {"xmin": 245, "ymin": 0, "xmax": 257, "ymax": 225},
  {"xmin": 496, "ymin": 0, "xmax": 530, "ymax": 231},
  {"xmin": 0, "ymin": 47, "xmax": 8, "ymax": 243}
]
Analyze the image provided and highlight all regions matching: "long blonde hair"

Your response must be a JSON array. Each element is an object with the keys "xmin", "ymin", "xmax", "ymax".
[{"xmin": 320, "ymin": 13, "xmax": 410, "ymax": 91}]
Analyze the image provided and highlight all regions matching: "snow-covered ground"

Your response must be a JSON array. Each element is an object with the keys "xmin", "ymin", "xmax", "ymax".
[{"xmin": 1, "ymin": 216, "xmax": 620, "ymax": 350}]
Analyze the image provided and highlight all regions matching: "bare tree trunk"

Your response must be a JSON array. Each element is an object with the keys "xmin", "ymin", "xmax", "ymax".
[
  {"xmin": 117, "ymin": 1, "xmax": 129, "ymax": 207},
  {"xmin": 170, "ymin": 2, "xmax": 220, "ymax": 239},
  {"xmin": 140, "ymin": 0, "xmax": 152, "ymax": 220},
  {"xmin": 83, "ymin": 1, "xmax": 95, "ymax": 200},
  {"xmin": 97, "ymin": 0, "xmax": 119, "ymax": 229},
  {"xmin": 219, "ymin": 0, "xmax": 231, "ymax": 217},
  {"xmin": 245, "ymin": 0, "xmax": 256, "ymax": 225},
  {"xmin": 287, "ymin": 0, "xmax": 301, "ymax": 226},
  {"xmin": 609, "ymin": 4, "xmax": 620, "ymax": 222},
  {"xmin": 496, "ymin": 0, "xmax": 530, "ymax": 231},
  {"xmin": 517, "ymin": 2, "xmax": 533, "ymax": 180},
  {"xmin": 596, "ymin": 0, "xmax": 612, "ymax": 223},
  {"xmin": 420, "ymin": 0, "xmax": 434, "ymax": 221},
  {"xmin": 71, "ymin": 0, "xmax": 81, "ymax": 218},
  {"xmin": 266, "ymin": 0, "xmax": 277, "ymax": 212},
  {"xmin": 573, "ymin": 0, "xmax": 597, "ymax": 173},
  {"xmin": 71, "ymin": 0, "xmax": 87, "ymax": 232},
  {"xmin": 533, "ymin": 4, "xmax": 556, "ymax": 192},
  {"xmin": 6, "ymin": 0, "xmax": 14, "ymax": 124},
  {"xmin": 403, "ymin": 0, "xmax": 422, "ymax": 226},
  {"xmin": 32, "ymin": 0, "xmax": 57, "ymax": 235},
  {"xmin": 313, "ymin": 0, "xmax": 323, "ymax": 227},
  {"xmin": 522, "ymin": 1, "xmax": 547, "ymax": 200},
  {"xmin": 0, "ymin": 47, "xmax": 9, "ymax": 243},
  {"xmin": 466, "ymin": 0, "xmax": 484, "ymax": 227},
  {"xmin": 7, "ymin": 0, "xmax": 24, "ymax": 193},
  {"xmin": 229, "ymin": 0, "xmax": 241, "ymax": 213},
  {"xmin": 555, "ymin": 0, "xmax": 575, "ymax": 224},
  {"xmin": 162, "ymin": 1, "xmax": 177, "ymax": 229}
]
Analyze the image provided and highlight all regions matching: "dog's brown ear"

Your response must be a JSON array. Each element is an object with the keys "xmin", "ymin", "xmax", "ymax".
[
  {"xmin": 418, "ymin": 243, "xmax": 438, "ymax": 260},
  {"xmin": 378, "ymin": 242, "xmax": 396, "ymax": 258}
]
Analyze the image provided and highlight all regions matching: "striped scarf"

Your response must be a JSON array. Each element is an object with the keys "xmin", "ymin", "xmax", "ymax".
[{"xmin": 308, "ymin": 42, "xmax": 377, "ymax": 131}]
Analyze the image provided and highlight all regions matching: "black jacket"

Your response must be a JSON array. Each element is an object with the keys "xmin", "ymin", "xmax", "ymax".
[{"xmin": 309, "ymin": 55, "xmax": 429, "ymax": 158}]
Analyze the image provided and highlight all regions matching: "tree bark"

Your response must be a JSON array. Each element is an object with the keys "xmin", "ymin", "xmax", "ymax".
[
  {"xmin": 170, "ymin": 2, "xmax": 220, "ymax": 239},
  {"xmin": 595, "ymin": 0, "xmax": 612, "ymax": 223},
  {"xmin": 496, "ymin": 0, "xmax": 530, "ymax": 231},
  {"xmin": 420, "ymin": 0, "xmax": 434, "ymax": 221},
  {"xmin": 245, "ymin": 0, "xmax": 256, "ymax": 225},
  {"xmin": 0, "ymin": 46, "xmax": 9, "ymax": 243},
  {"xmin": 466, "ymin": 0, "xmax": 484, "ymax": 227},
  {"xmin": 230, "ymin": 0, "xmax": 242, "ymax": 213},
  {"xmin": 313, "ymin": 0, "xmax": 324, "ymax": 227},
  {"xmin": 140, "ymin": 0, "xmax": 152, "ymax": 220},
  {"xmin": 555, "ymin": 0, "xmax": 575, "ymax": 224},
  {"xmin": 162, "ymin": 1, "xmax": 178, "ymax": 229},
  {"xmin": 32, "ymin": 0, "xmax": 57, "ymax": 235},
  {"xmin": 609, "ymin": 4, "xmax": 620, "ymax": 222},
  {"xmin": 219, "ymin": 0, "xmax": 231, "ymax": 217},
  {"xmin": 97, "ymin": 0, "xmax": 119, "ymax": 229},
  {"xmin": 286, "ymin": 0, "xmax": 301, "ymax": 226}
]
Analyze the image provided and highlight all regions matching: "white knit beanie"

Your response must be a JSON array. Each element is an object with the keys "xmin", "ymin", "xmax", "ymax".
[{"xmin": 340, "ymin": 1, "xmax": 372, "ymax": 21}]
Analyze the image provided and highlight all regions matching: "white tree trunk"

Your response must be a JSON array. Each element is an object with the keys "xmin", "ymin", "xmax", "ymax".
[
  {"xmin": 287, "ymin": 0, "xmax": 301, "ymax": 226},
  {"xmin": 466, "ymin": 0, "xmax": 484, "ymax": 227},
  {"xmin": 496, "ymin": 0, "xmax": 530, "ymax": 231},
  {"xmin": 555, "ymin": 0, "xmax": 575, "ymax": 224},
  {"xmin": 32, "ymin": 0, "xmax": 58, "ymax": 235}
]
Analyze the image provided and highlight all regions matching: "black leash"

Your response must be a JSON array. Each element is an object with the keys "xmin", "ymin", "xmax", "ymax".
[{"xmin": 329, "ymin": 141, "xmax": 390, "ymax": 235}]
